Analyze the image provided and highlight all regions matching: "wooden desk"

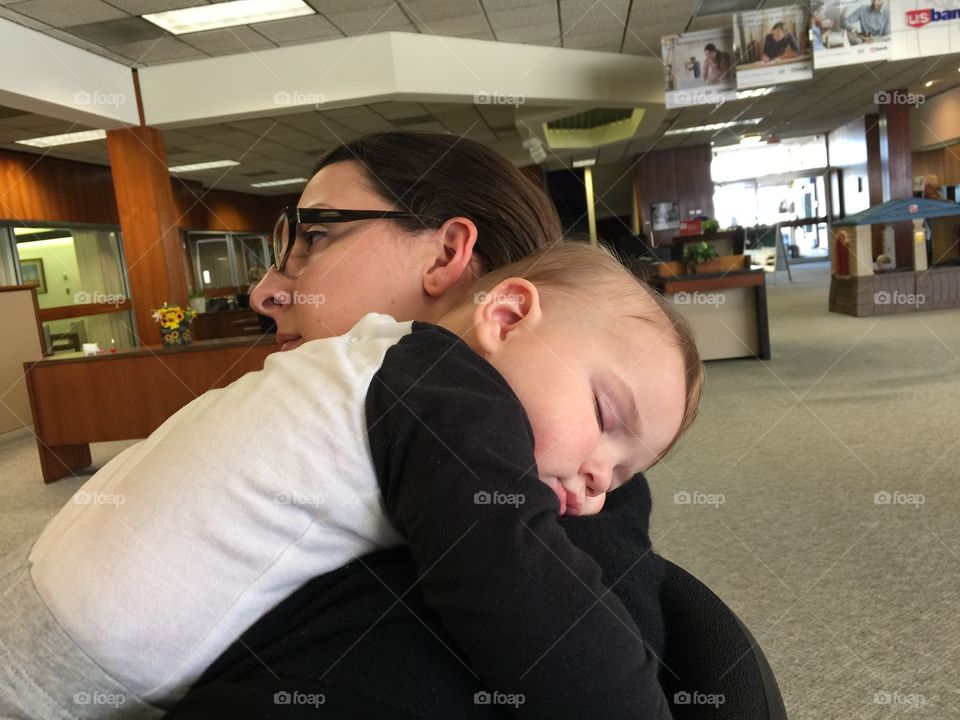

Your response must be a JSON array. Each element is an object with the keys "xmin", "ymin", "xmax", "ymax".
[
  {"xmin": 24, "ymin": 336, "xmax": 278, "ymax": 483},
  {"xmin": 192, "ymin": 308, "xmax": 263, "ymax": 340},
  {"xmin": 651, "ymin": 269, "xmax": 771, "ymax": 361}
]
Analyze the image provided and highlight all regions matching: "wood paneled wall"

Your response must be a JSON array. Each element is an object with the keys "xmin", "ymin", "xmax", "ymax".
[
  {"xmin": 913, "ymin": 147, "xmax": 960, "ymax": 186},
  {"xmin": 632, "ymin": 144, "xmax": 714, "ymax": 246},
  {"xmin": 0, "ymin": 149, "xmax": 119, "ymax": 225},
  {"xmin": 0, "ymin": 148, "xmax": 298, "ymax": 233}
]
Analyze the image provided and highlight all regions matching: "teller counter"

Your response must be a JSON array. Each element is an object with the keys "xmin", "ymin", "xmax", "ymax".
[{"xmin": 25, "ymin": 336, "xmax": 277, "ymax": 483}]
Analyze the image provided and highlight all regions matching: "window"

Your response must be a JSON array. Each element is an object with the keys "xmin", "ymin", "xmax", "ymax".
[
  {"xmin": 3, "ymin": 224, "xmax": 136, "ymax": 354},
  {"xmin": 183, "ymin": 231, "xmax": 270, "ymax": 295}
]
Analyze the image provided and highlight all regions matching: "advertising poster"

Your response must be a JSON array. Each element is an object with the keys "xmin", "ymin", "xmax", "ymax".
[
  {"xmin": 890, "ymin": 0, "xmax": 960, "ymax": 59},
  {"xmin": 810, "ymin": 0, "xmax": 893, "ymax": 68},
  {"xmin": 662, "ymin": 28, "xmax": 738, "ymax": 108},
  {"xmin": 734, "ymin": 6, "xmax": 814, "ymax": 88}
]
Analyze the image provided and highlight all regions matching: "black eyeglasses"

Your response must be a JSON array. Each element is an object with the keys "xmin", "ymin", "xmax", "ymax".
[{"xmin": 271, "ymin": 206, "xmax": 418, "ymax": 274}]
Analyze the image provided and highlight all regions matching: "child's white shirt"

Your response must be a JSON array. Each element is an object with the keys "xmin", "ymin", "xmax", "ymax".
[{"xmin": 28, "ymin": 313, "xmax": 410, "ymax": 705}]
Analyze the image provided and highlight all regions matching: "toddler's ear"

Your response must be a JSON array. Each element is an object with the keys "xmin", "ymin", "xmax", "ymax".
[{"xmin": 471, "ymin": 278, "xmax": 541, "ymax": 355}]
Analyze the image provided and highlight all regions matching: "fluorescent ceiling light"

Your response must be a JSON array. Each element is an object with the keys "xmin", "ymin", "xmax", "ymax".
[
  {"xmin": 250, "ymin": 177, "xmax": 308, "ymax": 188},
  {"xmin": 736, "ymin": 87, "xmax": 774, "ymax": 100},
  {"xmin": 664, "ymin": 118, "xmax": 762, "ymax": 136},
  {"xmin": 572, "ymin": 158, "xmax": 596, "ymax": 168},
  {"xmin": 143, "ymin": 0, "xmax": 314, "ymax": 35},
  {"xmin": 739, "ymin": 134, "xmax": 763, "ymax": 145},
  {"xmin": 170, "ymin": 160, "xmax": 240, "ymax": 172},
  {"xmin": 16, "ymin": 129, "xmax": 106, "ymax": 147}
]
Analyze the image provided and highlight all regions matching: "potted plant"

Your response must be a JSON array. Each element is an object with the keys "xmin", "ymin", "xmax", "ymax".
[
  {"xmin": 701, "ymin": 218, "xmax": 720, "ymax": 234},
  {"xmin": 188, "ymin": 289, "xmax": 207, "ymax": 314},
  {"xmin": 683, "ymin": 241, "xmax": 719, "ymax": 274},
  {"xmin": 152, "ymin": 302, "xmax": 198, "ymax": 347}
]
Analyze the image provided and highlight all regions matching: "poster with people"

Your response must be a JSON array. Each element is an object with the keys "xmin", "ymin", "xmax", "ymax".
[
  {"xmin": 662, "ymin": 28, "xmax": 738, "ymax": 108},
  {"xmin": 890, "ymin": 0, "xmax": 960, "ymax": 60},
  {"xmin": 734, "ymin": 7, "xmax": 814, "ymax": 88},
  {"xmin": 810, "ymin": 0, "xmax": 893, "ymax": 68}
]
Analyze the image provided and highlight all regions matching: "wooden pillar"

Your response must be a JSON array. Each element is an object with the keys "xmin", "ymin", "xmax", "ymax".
[
  {"xmin": 106, "ymin": 126, "xmax": 187, "ymax": 346},
  {"xmin": 878, "ymin": 93, "xmax": 914, "ymax": 267}
]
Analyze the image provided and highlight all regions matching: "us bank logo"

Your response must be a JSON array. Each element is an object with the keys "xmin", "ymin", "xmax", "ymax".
[{"xmin": 907, "ymin": 7, "xmax": 960, "ymax": 27}]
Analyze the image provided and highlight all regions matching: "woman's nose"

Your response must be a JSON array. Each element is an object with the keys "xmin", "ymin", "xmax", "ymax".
[{"xmin": 250, "ymin": 269, "xmax": 288, "ymax": 316}]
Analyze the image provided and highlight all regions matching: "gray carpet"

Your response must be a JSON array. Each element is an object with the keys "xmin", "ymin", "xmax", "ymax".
[{"xmin": 1, "ymin": 261, "xmax": 957, "ymax": 718}]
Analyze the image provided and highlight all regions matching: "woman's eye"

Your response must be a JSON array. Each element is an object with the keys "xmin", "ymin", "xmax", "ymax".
[
  {"xmin": 594, "ymin": 395, "xmax": 605, "ymax": 432},
  {"xmin": 298, "ymin": 229, "xmax": 329, "ymax": 249}
]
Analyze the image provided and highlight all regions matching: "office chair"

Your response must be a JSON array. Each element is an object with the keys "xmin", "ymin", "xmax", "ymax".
[{"xmin": 659, "ymin": 558, "xmax": 788, "ymax": 719}]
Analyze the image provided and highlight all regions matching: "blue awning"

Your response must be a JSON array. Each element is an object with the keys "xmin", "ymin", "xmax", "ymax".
[{"xmin": 834, "ymin": 198, "xmax": 960, "ymax": 226}]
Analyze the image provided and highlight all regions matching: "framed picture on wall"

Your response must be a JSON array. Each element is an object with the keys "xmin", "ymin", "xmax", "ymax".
[
  {"xmin": 651, "ymin": 201, "xmax": 681, "ymax": 231},
  {"xmin": 20, "ymin": 258, "xmax": 47, "ymax": 293}
]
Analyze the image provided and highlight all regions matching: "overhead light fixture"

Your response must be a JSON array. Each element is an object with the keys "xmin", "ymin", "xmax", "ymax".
[
  {"xmin": 143, "ymin": 0, "xmax": 314, "ymax": 35},
  {"xmin": 739, "ymin": 134, "xmax": 763, "ymax": 145},
  {"xmin": 925, "ymin": 80, "xmax": 934, "ymax": 87},
  {"xmin": 664, "ymin": 118, "xmax": 762, "ymax": 136},
  {"xmin": 572, "ymin": 158, "xmax": 596, "ymax": 168},
  {"xmin": 250, "ymin": 177, "xmax": 308, "ymax": 188},
  {"xmin": 16, "ymin": 129, "xmax": 106, "ymax": 147},
  {"xmin": 736, "ymin": 87, "xmax": 774, "ymax": 100},
  {"xmin": 169, "ymin": 160, "xmax": 240, "ymax": 172}
]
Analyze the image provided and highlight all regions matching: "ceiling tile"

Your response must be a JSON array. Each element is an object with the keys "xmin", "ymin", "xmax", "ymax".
[
  {"xmin": 63, "ymin": 16, "xmax": 166, "ymax": 44},
  {"xmin": 486, "ymin": 3, "xmax": 557, "ymax": 30},
  {"xmin": 322, "ymin": 4, "xmax": 414, "ymax": 34},
  {"xmin": 0, "ymin": 5, "xmax": 51, "ymax": 30},
  {"xmin": 411, "ymin": 12, "xmax": 489, "ymax": 36},
  {"xmin": 108, "ymin": 36, "xmax": 207, "ymax": 63},
  {"xmin": 180, "ymin": 26, "xmax": 276, "ymax": 54},
  {"xmin": 105, "ymin": 0, "xmax": 210, "ymax": 12},
  {"xmin": 11, "ymin": 0, "xmax": 127, "ymax": 27},
  {"xmin": 251, "ymin": 14, "xmax": 342, "ymax": 44},
  {"xmin": 399, "ymin": 0, "xmax": 480, "ymax": 24}
]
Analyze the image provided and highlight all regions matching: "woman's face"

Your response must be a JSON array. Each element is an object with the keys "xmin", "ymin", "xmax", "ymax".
[{"xmin": 251, "ymin": 161, "xmax": 477, "ymax": 350}]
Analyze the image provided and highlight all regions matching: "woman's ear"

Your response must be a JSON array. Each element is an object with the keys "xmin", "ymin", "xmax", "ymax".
[
  {"xmin": 471, "ymin": 278, "xmax": 541, "ymax": 356},
  {"xmin": 422, "ymin": 217, "xmax": 480, "ymax": 298}
]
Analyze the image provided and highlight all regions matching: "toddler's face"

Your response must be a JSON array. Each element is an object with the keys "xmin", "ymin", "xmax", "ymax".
[{"xmin": 460, "ymin": 282, "xmax": 688, "ymax": 517}]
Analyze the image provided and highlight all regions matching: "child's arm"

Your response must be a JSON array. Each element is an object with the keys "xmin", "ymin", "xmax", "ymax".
[{"xmin": 366, "ymin": 323, "xmax": 671, "ymax": 720}]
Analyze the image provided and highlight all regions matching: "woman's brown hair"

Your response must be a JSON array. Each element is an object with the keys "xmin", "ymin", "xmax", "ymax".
[{"xmin": 312, "ymin": 131, "xmax": 562, "ymax": 272}]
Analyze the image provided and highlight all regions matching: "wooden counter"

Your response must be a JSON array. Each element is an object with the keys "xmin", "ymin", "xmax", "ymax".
[
  {"xmin": 24, "ymin": 335, "xmax": 278, "ymax": 483},
  {"xmin": 651, "ymin": 269, "xmax": 770, "ymax": 361}
]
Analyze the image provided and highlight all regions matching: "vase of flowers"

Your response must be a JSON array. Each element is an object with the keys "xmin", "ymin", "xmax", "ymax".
[{"xmin": 152, "ymin": 302, "xmax": 198, "ymax": 347}]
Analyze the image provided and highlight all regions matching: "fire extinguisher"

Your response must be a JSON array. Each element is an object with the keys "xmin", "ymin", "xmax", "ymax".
[{"xmin": 835, "ymin": 231, "xmax": 850, "ymax": 276}]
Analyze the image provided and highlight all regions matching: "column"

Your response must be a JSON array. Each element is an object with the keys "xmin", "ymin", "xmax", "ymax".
[
  {"xmin": 106, "ymin": 126, "xmax": 187, "ymax": 346},
  {"xmin": 877, "ymin": 92, "xmax": 915, "ymax": 267}
]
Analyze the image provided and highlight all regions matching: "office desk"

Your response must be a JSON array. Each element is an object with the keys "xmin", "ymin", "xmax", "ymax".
[
  {"xmin": 651, "ymin": 269, "xmax": 770, "ymax": 361},
  {"xmin": 24, "ymin": 336, "xmax": 277, "ymax": 483}
]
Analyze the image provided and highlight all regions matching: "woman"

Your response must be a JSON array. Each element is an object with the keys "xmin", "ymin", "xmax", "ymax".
[{"xmin": 167, "ymin": 131, "xmax": 672, "ymax": 718}]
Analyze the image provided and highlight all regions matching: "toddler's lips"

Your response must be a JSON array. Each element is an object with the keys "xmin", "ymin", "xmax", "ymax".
[{"xmin": 552, "ymin": 482, "xmax": 567, "ymax": 516}]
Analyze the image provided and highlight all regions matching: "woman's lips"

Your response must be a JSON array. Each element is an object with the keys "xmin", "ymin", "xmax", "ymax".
[{"xmin": 276, "ymin": 333, "xmax": 303, "ymax": 352}]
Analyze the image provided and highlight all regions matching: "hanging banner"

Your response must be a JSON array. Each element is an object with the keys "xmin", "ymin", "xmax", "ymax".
[
  {"xmin": 662, "ymin": 28, "xmax": 738, "ymax": 108},
  {"xmin": 734, "ymin": 7, "xmax": 814, "ymax": 88},
  {"xmin": 891, "ymin": 0, "xmax": 960, "ymax": 59},
  {"xmin": 810, "ymin": 0, "xmax": 893, "ymax": 68}
]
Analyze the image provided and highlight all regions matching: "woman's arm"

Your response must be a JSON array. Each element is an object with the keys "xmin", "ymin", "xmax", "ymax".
[{"xmin": 366, "ymin": 323, "xmax": 670, "ymax": 720}]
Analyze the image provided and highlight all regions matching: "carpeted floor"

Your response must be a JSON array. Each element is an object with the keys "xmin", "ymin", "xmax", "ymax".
[{"xmin": 1, "ymin": 261, "xmax": 957, "ymax": 718}]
